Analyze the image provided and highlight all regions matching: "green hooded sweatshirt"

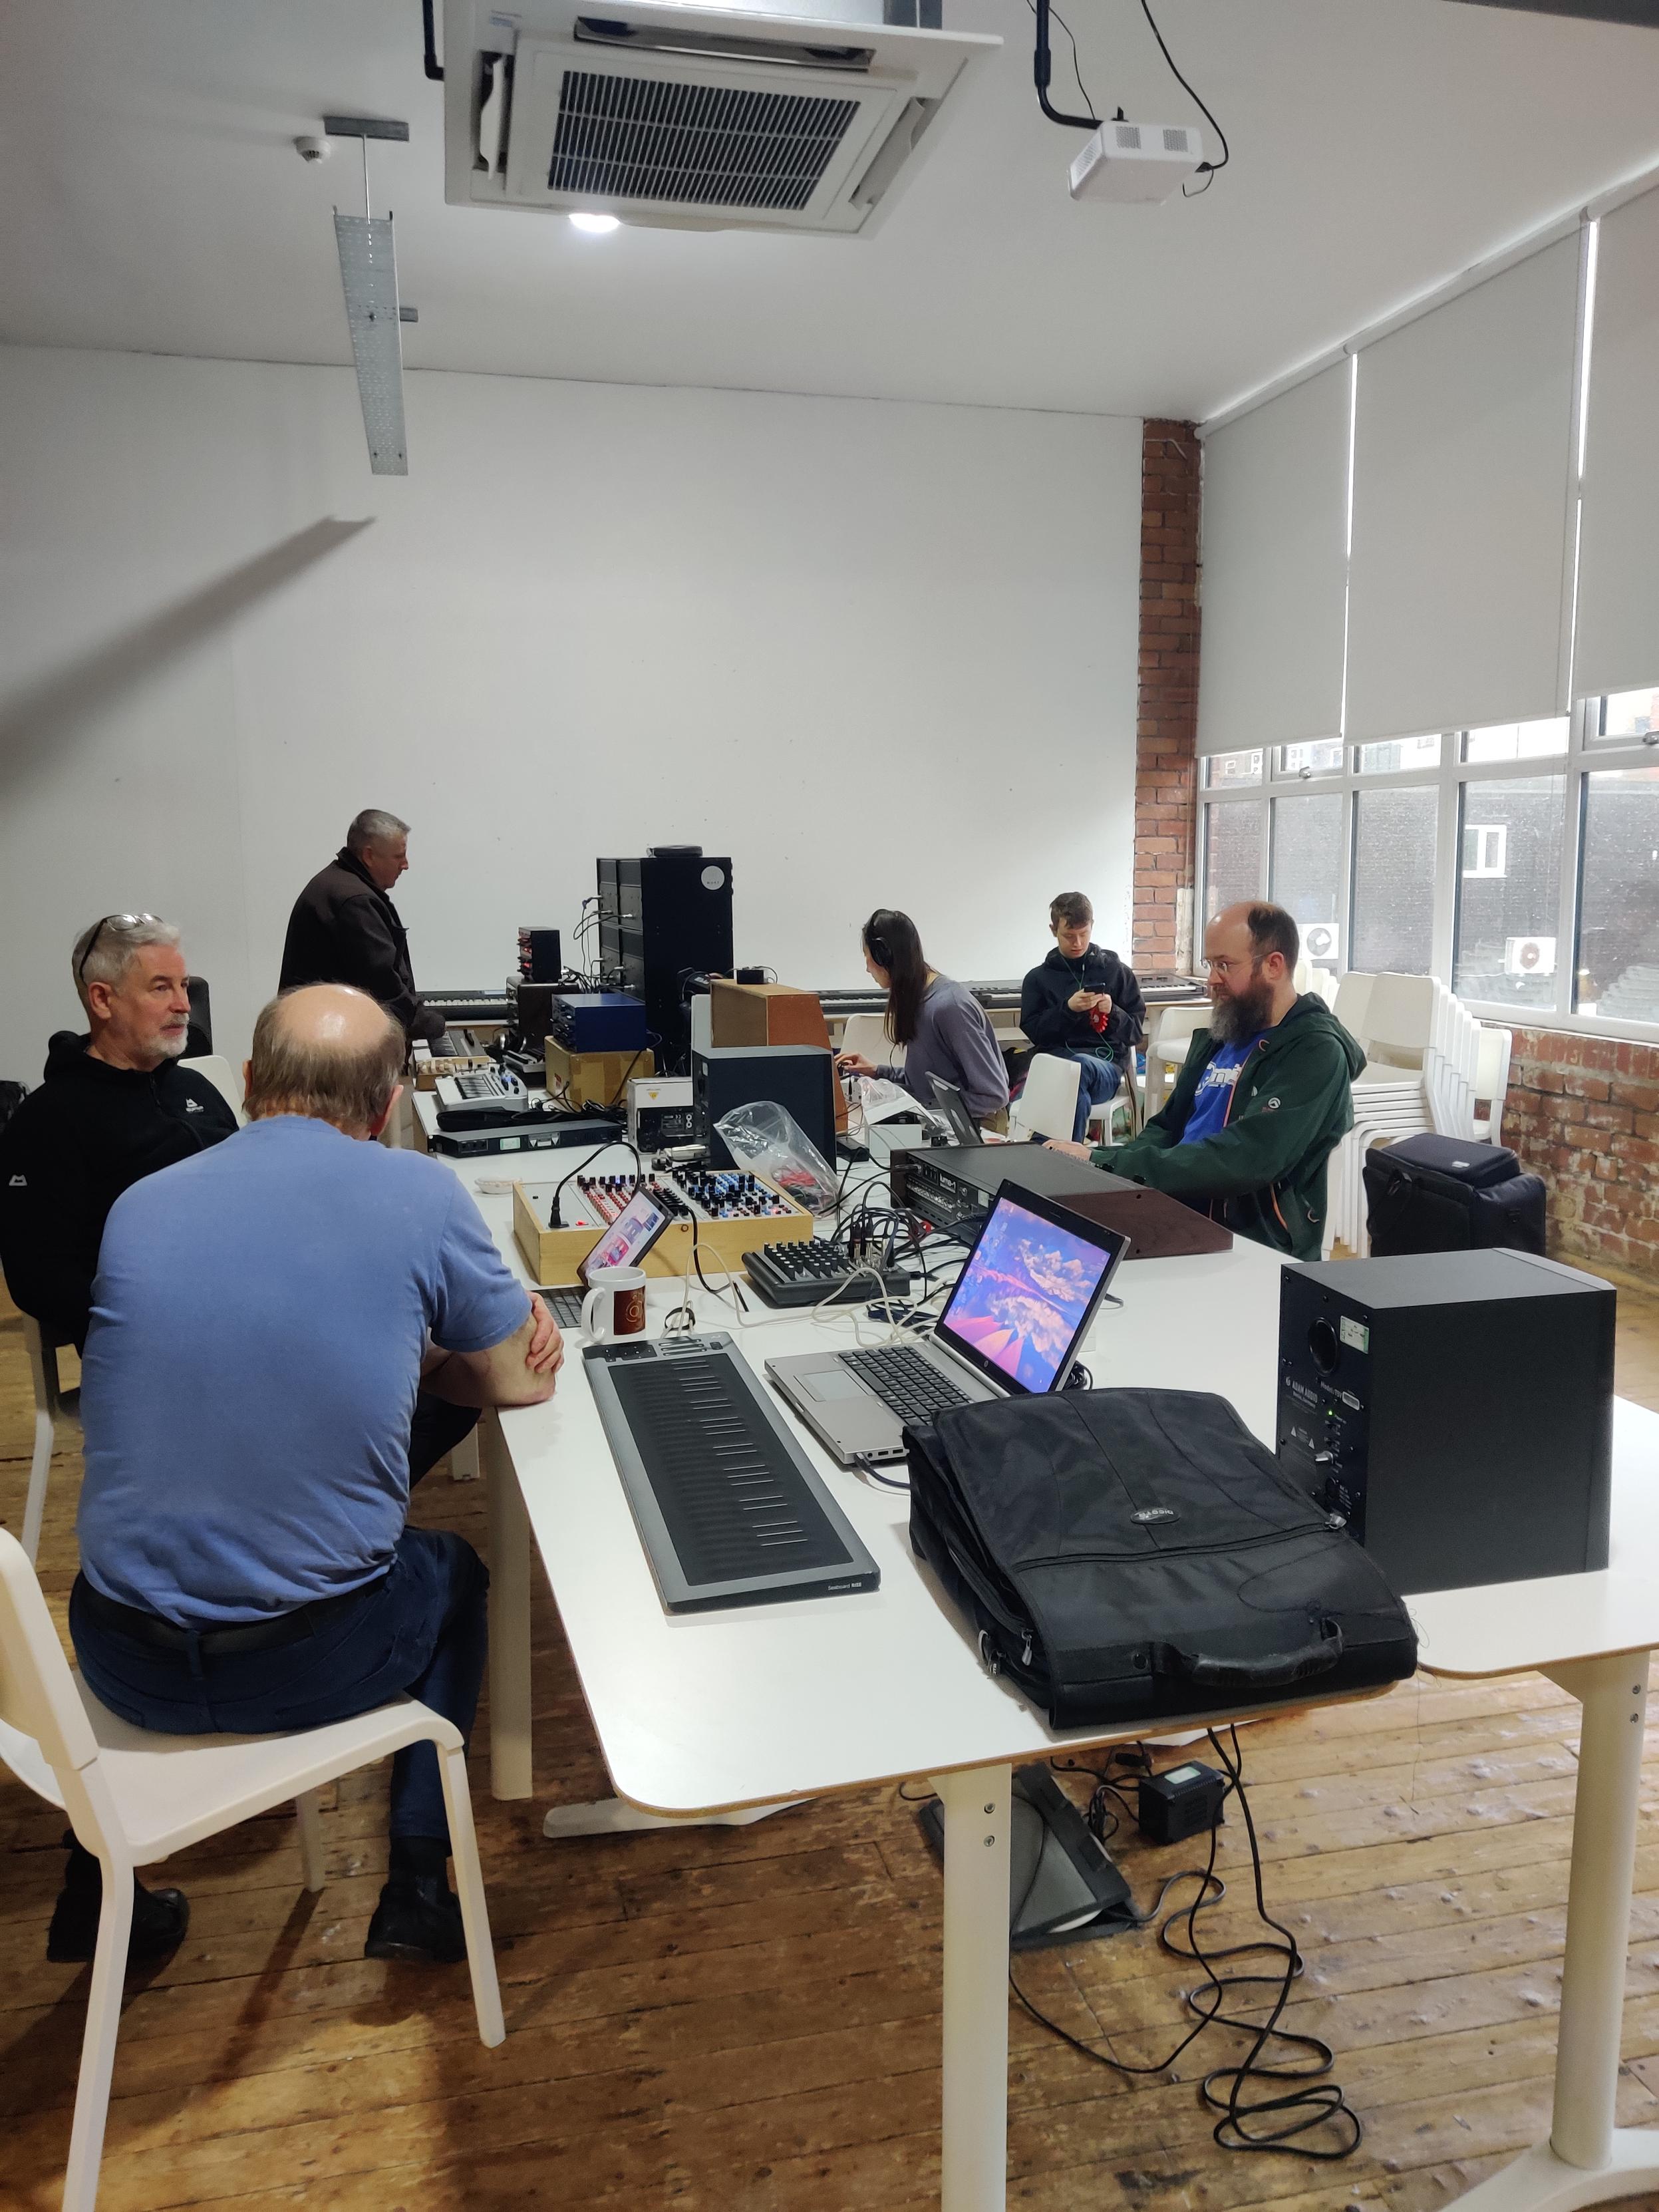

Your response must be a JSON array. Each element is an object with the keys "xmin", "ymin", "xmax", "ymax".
[{"xmin": 1090, "ymin": 993, "xmax": 1366, "ymax": 1261}]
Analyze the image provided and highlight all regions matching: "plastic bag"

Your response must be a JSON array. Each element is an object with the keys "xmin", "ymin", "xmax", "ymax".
[{"xmin": 714, "ymin": 1100, "xmax": 841, "ymax": 1215}]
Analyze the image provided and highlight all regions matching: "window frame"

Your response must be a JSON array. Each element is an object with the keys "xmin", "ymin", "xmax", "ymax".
[{"xmin": 1194, "ymin": 697, "xmax": 1659, "ymax": 1042}]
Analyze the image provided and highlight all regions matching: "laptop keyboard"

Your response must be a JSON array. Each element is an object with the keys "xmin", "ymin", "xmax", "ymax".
[
  {"xmin": 543, "ymin": 1287, "xmax": 585, "ymax": 1332},
  {"xmin": 841, "ymin": 1345, "xmax": 973, "ymax": 1424}
]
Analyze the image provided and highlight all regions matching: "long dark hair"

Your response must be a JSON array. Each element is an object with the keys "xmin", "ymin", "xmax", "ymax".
[{"xmin": 864, "ymin": 909, "xmax": 929, "ymax": 1047}]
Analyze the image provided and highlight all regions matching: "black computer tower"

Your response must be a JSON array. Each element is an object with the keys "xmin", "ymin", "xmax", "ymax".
[
  {"xmin": 694, "ymin": 1044, "xmax": 836, "ymax": 1170},
  {"xmin": 1277, "ymin": 1251, "xmax": 1614, "ymax": 1597},
  {"xmin": 597, "ymin": 851, "xmax": 734, "ymax": 1071}
]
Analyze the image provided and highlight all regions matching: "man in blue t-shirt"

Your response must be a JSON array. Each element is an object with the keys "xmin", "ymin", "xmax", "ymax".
[{"xmin": 62, "ymin": 985, "xmax": 563, "ymax": 1968}]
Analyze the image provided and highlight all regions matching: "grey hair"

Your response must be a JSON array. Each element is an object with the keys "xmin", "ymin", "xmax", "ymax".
[
  {"xmin": 347, "ymin": 809, "xmax": 410, "ymax": 854},
  {"xmin": 245, "ymin": 987, "xmax": 404, "ymax": 1132},
  {"xmin": 71, "ymin": 915, "xmax": 182, "ymax": 1013}
]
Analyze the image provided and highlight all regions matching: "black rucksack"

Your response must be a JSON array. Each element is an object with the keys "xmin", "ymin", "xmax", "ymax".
[
  {"xmin": 1364, "ymin": 1132, "xmax": 1546, "ymax": 1257},
  {"xmin": 906, "ymin": 1388, "xmax": 1417, "ymax": 1730}
]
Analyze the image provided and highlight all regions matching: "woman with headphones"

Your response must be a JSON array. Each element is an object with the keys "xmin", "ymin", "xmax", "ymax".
[{"xmin": 835, "ymin": 909, "xmax": 1010, "ymax": 1127}]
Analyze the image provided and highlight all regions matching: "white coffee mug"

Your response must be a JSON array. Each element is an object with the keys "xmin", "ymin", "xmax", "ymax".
[{"xmin": 582, "ymin": 1265, "xmax": 649, "ymax": 1341}]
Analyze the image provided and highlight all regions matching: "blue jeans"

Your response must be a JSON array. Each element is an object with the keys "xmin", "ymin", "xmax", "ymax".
[
  {"xmin": 1064, "ymin": 1050, "xmax": 1122, "ymax": 1141},
  {"xmin": 70, "ymin": 1526, "xmax": 489, "ymax": 1847}
]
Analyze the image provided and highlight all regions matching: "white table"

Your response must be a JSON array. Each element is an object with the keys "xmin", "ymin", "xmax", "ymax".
[{"xmin": 428, "ymin": 1135, "xmax": 1659, "ymax": 2211}]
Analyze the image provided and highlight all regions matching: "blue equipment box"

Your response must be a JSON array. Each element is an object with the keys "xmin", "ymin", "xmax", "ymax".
[{"xmin": 549, "ymin": 992, "xmax": 648, "ymax": 1053}]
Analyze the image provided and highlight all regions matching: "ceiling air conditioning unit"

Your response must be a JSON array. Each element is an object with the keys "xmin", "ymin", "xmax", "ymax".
[
  {"xmin": 1302, "ymin": 921, "xmax": 1341, "ymax": 968},
  {"xmin": 441, "ymin": 0, "xmax": 998, "ymax": 236}
]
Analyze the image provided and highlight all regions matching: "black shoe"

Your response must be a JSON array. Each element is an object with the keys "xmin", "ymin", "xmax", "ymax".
[
  {"xmin": 365, "ymin": 1873, "xmax": 468, "ymax": 1964},
  {"xmin": 46, "ymin": 1839, "xmax": 190, "ymax": 1966}
]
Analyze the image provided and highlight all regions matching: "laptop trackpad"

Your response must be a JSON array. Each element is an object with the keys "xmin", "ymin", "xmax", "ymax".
[{"xmin": 800, "ymin": 1370, "xmax": 874, "ymax": 1403}]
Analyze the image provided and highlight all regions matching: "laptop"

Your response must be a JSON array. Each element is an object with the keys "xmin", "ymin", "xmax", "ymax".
[
  {"xmin": 928, "ymin": 1074, "xmax": 984, "ymax": 1148},
  {"xmin": 766, "ymin": 1184, "xmax": 1128, "ymax": 1465}
]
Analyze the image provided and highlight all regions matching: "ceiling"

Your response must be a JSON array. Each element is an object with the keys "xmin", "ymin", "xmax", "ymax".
[{"xmin": 2, "ymin": 0, "xmax": 1658, "ymax": 420}]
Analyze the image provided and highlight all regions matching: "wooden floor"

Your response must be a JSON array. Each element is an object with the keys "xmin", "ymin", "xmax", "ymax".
[{"xmin": 6, "ymin": 1280, "xmax": 1659, "ymax": 2211}]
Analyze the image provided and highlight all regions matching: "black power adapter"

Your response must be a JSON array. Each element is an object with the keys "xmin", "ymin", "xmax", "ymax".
[{"xmin": 1137, "ymin": 1759, "xmax": 1228, "ymax": 1846}]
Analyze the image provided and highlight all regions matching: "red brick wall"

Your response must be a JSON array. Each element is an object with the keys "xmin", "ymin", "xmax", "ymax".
[
  {"xmin": 1499, "ymin": 1027, "xmax": 1659, "ymax": 1278},
  {"xmin": 1132, "ymin": 419, "xmax": 1201, "ymax": 968}
]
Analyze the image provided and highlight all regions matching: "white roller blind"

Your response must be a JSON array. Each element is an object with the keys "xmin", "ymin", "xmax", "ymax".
[
  {"xmin": 1345, "ymin": 236, "xmax": 1580, "ymax": 744},
  {"xmin": 1197, "ymin": 363, "xmax": 1350, "ymax": 755},
  {"xmin": 1575, "ymin": 185, "xmax": 1659, "ymax": 701}
]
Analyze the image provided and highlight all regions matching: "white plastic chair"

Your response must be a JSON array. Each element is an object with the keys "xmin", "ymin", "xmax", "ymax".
[
  {"xmin": 178, "ymin": 1055, "xmax": 245, "ymax": 1127},
  {"xmin": 1143, "ymin": 1005, "xmax": 1207, "ymax": 1120},
  {"xmin": 1086, "ymin": 1059, "xmax": 1141, "ymax": 1143},
  {"xmin": 838, "ymin": 1012, "xmax": 902, "ymax": 1070},
  {"xmin": 1008, "ymin": 1053, "xmax": 1082, "ymax": 1144},
  {"xmin": 1473, "ymin": 1026, "xmax": 1513, "ymax": 1146},
  {"xmin": 21, "ymin": 1317, "xmax": 77, "ymax": 1567},
  {"xmin": 1331, "ymin": 971, "xmax": 1375, "ymax": 1046},
  {"xmin": 0, "ymin": 1529, "xmax": 504, "ymax": 2211}
]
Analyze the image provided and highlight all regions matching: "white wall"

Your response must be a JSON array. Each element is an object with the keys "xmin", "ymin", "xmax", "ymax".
[{"xmin": 0, "ymin": 344, "xmax": 1141, "ymax": 1076}]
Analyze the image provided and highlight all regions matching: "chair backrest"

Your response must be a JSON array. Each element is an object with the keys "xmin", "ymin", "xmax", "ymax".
[
  {"xmin": 1473, "ymin": 1025, "xmax": 1513, "ymax": 1144},
  {"xmin": 1331, "ymin": 971, "xmax": 1375, "ymax": 1042},
  {"xmin": 1357, "ymin": 973, "xmax": 1438, "ymax": 1068},
  {"xmin": 180, "ymin": 1053, "xmax": 246, "ymax": 1126},
  {"xmin": 1011, "ymin": 1053, "xmax": 1081, "ymax": 1142},
  {"xmin": 0, "ymin": 1529, "xmax": 98, "ymax": 1782},
  {"xmin": 1154, "ymin": 1006, "xmax": 1208, "ymax": 1061},
  {"xmin": 840, "ymin": 1012, "xmax": 901, "ymax": 1068}
]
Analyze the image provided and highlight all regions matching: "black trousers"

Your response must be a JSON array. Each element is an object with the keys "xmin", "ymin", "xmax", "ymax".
[{"xmin": 408, "ymin": 1394, "xmax": 480, "ymax": 1486}]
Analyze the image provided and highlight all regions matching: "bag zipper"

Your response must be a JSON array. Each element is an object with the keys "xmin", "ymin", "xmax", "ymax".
[{"xmin": 1016, "ymin": 1521, "xmax": 1341, "ymax": 1573}]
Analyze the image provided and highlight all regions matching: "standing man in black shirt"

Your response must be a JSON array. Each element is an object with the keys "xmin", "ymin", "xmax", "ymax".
[
  {"xmin": 279, "ymin": 810, "xmax": 444, "ymax": 1046},
  {"xmin": 1018, "ymin": 891, "xmax": 1145, "ymax": 1142},
  {"xmin": 0, "ymin": 914, "xmax": 237, "ymax": 1350}
]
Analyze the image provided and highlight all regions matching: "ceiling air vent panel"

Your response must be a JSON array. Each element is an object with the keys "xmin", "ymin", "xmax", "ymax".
[
  {"xmin": 443, "ymin": 0, "xmax": 998, "ymax": 235},
  {"xmin": 549, "ymin": 70, "xmax": 863, "ymax": 212}
]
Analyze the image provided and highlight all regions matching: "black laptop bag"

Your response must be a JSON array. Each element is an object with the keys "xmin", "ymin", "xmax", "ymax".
[
  {"xmin": 907, "ymin": 1388, "xmax": 1417, "ymax": 1730},
  {"xmin": 1364, "ymin": 1132, "xmax": 1546, "ymax": 1258}
]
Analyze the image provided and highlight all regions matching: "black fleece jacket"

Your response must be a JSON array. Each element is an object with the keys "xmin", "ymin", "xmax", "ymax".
[
  {"xmin": 1019, "ymin": 945, "xmax": 1145, "ymax": 1064},
  {"xmin": 279, "ymin": 849, "xmax": 443, "ymax": 1044},
  {"xmin": 0, "ymin": 1034, "xmax": 237, "ymax": 1347}
]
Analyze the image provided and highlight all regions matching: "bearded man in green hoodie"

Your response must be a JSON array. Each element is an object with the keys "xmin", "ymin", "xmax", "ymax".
[{"xmin": 1047, "ymin": 902, "xmax": 1364, "ymax": 1261}]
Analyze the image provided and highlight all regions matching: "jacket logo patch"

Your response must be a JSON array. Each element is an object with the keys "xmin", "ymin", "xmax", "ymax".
[
  {"xmin": 185, "ymin": 1098, "xmax": 203, "ymax": 1112},
  {"xmin": 1131, "ymin": 1506, "xmax": 1177, "ymax": 1524},
  {"xmin": 1265, "ymin": 1096, "xmax": 1281, "ymax": 1110},
  {"xmin": 7, "ymin": 1174, "xmax": 24, "ymax": 1187}
]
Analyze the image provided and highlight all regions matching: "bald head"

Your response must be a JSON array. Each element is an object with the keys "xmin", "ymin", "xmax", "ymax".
[
  {"xmin": 1203, "ymin": 901, "xmax": 1301, "ymax": 1043},
  {"xmin": 246, "ymin": 985, "xmax": 404, "ymax": 1134}
]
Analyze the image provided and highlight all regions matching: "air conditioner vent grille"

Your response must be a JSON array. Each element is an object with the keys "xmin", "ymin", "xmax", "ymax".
[{"xmin": 551, "ymin": 69, "xmax": 860, "ymax": 210}]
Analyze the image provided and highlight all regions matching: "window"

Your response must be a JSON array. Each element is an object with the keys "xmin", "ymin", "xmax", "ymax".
[
  {"xmin": 1202, "ymin": 800, "xmax": 1265, "ymax": 920},
  {"xmin": 1271, "ymin": 793, "xmax": 1344, "ymax": 943},
  {"xmin": 1193, "ymin": 695, "xmax": 1659, "ymax": 1036},
  {"xmin": 1462, "ymin": 717, "xmax": 1568, "ymax": 763},
  {"xmin": 1352, "ymin": 786, "xmax": 1437, "ymax": 974},
  {"xmin": 1461, "ymin": 824, "xmax": 1509, "ymax": 878},
  {"xmin": 1358, "ymin": 734, "xmax": 1442, "ymax": 774},
  {"xmin": 1276, "ymin": 738, "xmax": 1345, "ymax": 780},
  {"xmin": 1577, "ymin": 764, "xmax": 1659, "ymax": 1023},
  {"xmin": 1591, "ymin": 689, "xmax": 1659, "ymax": 746},
  {"xmin": 1452, "ymin": 777, "xmax": 1564, "ymax": 1010},
  {"xmin": 1203, "ymin": 749, "xmax": 1263, "ymax": 789}
]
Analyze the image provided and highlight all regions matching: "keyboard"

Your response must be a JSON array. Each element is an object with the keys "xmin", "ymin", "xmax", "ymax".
[
  {"xmin": 542, "ymin": 1287, "xmax": 585, "ymax": 1332},
  {"xmin": 745, "ymin": 1239, "xmax": 914, "ymax": 1309},
  {"xmin": 840, "ymin": 1344, "xmax": 973, "ymax": 1423}
]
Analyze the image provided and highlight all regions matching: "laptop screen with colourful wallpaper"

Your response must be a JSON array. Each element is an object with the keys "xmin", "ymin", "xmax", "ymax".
[{"xmin": 933, "ymin": 1185, "xmax": 1126, "ymax": 1396}]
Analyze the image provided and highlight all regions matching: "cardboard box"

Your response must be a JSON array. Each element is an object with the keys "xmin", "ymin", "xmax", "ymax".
[
  {"xmin": 709, "ymin": 981, "xmax": 846, "ymax": 1132},
  {"xmin": 545, "ymin": 1040, "xmax": 655, "ymax": 1112},
  {"xmin": 511, "ymin": 1173, "xmax": 814, "ymax": 1289}
]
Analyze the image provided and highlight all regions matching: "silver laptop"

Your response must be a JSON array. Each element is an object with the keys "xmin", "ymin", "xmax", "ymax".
[{"xmin": 766, "ymin": 1185, "xmax": 1128, "ymax": 1465}]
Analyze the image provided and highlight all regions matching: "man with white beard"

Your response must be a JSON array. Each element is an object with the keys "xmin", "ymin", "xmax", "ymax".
[{"xmin": 0, "ymin": 915, "xmax": 237, "ymax": 1350}]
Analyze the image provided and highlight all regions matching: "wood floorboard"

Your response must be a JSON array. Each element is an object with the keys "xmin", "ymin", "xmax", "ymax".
[{"xmin": 5, "ymin": 1307, "xmax": 1659, "ymax": 2210}]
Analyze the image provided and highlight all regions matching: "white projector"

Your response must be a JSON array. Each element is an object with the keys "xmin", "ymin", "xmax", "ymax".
[{"xmin": 1070, "ymin": 119, "xmax": 1204, "ymax": 204}]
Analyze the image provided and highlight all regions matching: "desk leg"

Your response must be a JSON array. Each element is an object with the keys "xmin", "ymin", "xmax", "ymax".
[
  {"xmin": 929, "ymin": 1764, "xmax": 1010, "ymax": 2212},
  {"xmin": 1450, "ymin": 1651, "xmax": 1659, "ymax": 2211},
  {"xmin": 482, "ymin": 1412, "xmax": 533, "ymax": 1802}
]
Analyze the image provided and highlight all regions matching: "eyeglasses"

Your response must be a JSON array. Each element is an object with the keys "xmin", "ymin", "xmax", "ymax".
[{"xmin": 76, "ymin": 913, "xmax": 160, "ymax": 986}]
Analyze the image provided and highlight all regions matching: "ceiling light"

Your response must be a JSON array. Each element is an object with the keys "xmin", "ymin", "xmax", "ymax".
[{"xmin": 569, "ymin": 211, "xmax": 621, "ymax": 235}]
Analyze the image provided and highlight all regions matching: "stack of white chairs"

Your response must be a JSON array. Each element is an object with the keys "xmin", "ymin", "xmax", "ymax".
[{"xmin": 1322, "ymin": 974, "xmax": 1512, "ymax": 1258}]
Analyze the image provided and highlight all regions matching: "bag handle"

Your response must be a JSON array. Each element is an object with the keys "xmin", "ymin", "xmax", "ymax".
[{"xmin": 1165, "ymin": 1620, "xmax": 1343, "ymax": 1690}]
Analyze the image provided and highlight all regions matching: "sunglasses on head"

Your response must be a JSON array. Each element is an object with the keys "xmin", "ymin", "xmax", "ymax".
[{"xmin": 77, "ymin": 913, "xmax": 160, "ymax": 986}]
